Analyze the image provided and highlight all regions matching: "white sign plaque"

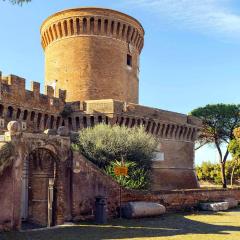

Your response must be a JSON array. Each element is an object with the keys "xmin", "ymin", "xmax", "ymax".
[{"xmin": 152, "ymin": 152, "xmax": 165, "ymax": 161}]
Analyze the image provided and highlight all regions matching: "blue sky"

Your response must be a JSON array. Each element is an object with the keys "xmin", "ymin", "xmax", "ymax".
[{"xmin": 1, "ymin": 0, "xmax": 240, "ymax": 164}]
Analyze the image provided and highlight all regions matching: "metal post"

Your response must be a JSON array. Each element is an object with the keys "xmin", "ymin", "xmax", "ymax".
[{"xmin": 48, "ymin": 178, "xmax": 54, "ymax": 227}]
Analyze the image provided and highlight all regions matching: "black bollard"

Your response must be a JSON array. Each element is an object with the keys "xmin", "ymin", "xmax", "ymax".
[{"xmin": 95, "ymin": 196, "xmax": 107, "ymax": 224}]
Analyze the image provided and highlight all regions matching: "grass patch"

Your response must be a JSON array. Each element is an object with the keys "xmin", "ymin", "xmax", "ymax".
[{"xmin": 1, "ymin": 208, "xmax": 240, "ymax": 240}]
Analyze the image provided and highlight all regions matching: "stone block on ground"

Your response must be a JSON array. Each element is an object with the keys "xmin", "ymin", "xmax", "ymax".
[
  {"xmin": 224, "ymin": 198, "xmax": 239, "ymax": 209},
  {"xmin": 199, "ymin": 202, "xmax": 229, "ymax": 211},
  {"xmin": 122, "ymin": 201, "xmax": 166, "ymax": 219}
]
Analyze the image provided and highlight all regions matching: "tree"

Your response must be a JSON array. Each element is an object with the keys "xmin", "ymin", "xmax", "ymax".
[
  {"xmin": 72, "ymin": 124, "xmax": 158, "ymax": 189},
  {"xmin": 3, "ymin": 0, "xmax": 31, "ymax": 5},
  {"xmin": 228, "ymin": 128, "xmax": 240, "ymax": 186},
  {"xmin": 190, "ymin": 104, "xmax": 240, "ymax": 188}
]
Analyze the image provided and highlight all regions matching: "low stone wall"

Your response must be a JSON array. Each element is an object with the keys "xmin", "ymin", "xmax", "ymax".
[
  {"xmin": 1, "ymin": 151, "xmax": 240, "ymax": 232},
  {"xmin": 72, "ymin": 152, "xmax": 240, "ymax": 220},
  {"xmin": 122, "ymin": 188, "xmax": 240, "ymax": 212},
  {"xmin": 72, "ymin": 152, "xmax": 121, "ymax": 220}
]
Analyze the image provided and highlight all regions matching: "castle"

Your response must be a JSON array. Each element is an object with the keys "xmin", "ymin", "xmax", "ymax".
[{"xmin": 0, "ymin": 7, "xmax": 202, "ymax": 229}]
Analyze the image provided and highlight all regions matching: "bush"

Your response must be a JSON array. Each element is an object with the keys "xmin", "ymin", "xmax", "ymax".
[
  {"xmin": 105, "ymin": 160, "xmax": 149, "ymax": 189},
  {"xmin": 73, "ymin": 124, "xmax": 158, "ymax": 189},
  {"xmin": 196, "ymin": 160, "xmax": 240, "ymax": 185}
]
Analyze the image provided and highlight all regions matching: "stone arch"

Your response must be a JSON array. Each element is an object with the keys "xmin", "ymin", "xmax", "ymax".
[
  {"xmin": 16, "ymin": 108, "xmax": 21, "ymax": 119},
  {"xmin": 90, "ymin": 17, "xmax": 94, "ymax": 34},
  {"xmin": 69, "ymin": 19, "xmax": 74, "ymax": 35},
  {"xmin": 83, "ymin": 18, "xmax": 87, "ymax": 33},
  {"xmin": 7, "ymin": 106, "xmax": 14, "ymax": 118},
  {"xmin": 76, "ymin": 18, "xmax": 80, "ymax": 34},
  {"xmin": 0, "ymin": 104, "xmax": 4, "ymax": 117},
  {"xmin": 21, "ymin": 138, "xmax": 70, "ymax": 228},
  {"xmin": 23, "ymin": 110, "xmax": 28, "ymax": 121}
]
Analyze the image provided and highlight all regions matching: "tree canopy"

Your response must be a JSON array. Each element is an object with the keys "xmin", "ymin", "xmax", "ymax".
[
  {"xmin": 72, "ymin": 124, "xmax": 158, "ymax": 189},
  {"xmin": 190, "ymin": 104, "xmax": 240, "ymax": 188},
  {"xmin": 4, "ymin": 0, "xmax": 31, "ymax": 5}
]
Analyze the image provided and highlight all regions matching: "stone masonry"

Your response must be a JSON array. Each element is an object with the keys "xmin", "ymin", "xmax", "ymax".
[{"xmin": 0, "ymin": 11, "xmax": 202, "ymax": 189}]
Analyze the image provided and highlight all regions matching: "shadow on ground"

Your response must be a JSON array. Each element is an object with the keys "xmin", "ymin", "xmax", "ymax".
[{"xmin": 1, "ymin": 209, "xmax": 240, "ymax": 240}]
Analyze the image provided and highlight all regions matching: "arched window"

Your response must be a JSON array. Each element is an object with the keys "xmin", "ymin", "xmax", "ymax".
[
  {"xmin": 16, "ymin": 108, "xmax": 21, "ymax": 119},
  {"xmin": 0, "ymin": 104, "xmax": 4, "ymax": 117},
  {"xmin": 104, "ymin": 19, "xmax": 108, "ymax": 34},
  {"xmin": 68, "ymin": 117, "xmax": 72, "ymax": 130},
  {"xmin": 63, "ymin": 20, "xmax": 68, "ymax": 36},
  {"xmin": 151, "ymin": 122, "xmax": 156, "ymax": 134},
  {"xmin": 131, "ymin": 119, "xmax": 135, "ymax": 128},
  {"xmin": 53, "ymin": 24, "xmax": 58, "ymax": 39},
  {"xmin": 110, "ymin": 21, "xmax": 114, "ymax": 35},
  {"xmin": 50, "ymin": 115, "xmax": 54, "ymax": 129},
  {"xmin": 116, "ymin": 22, "xmax": 121, "ymax": 36},
  {"xmin": 7, "ymin": 106, "xmax": 14, "ymax": 118},
  {"xmin": 90, "ymin": 17, "xmax": 94, "ymax": 34},
  {"xmin": 44, "ymin": 114, "xmax": 48, "ymax": 128},
  {"xmin": 83, "ymin": 116, "xmax": 87, "ymax": 128},
  {"xmin": 69, "ymin": 19, "xmax": 74, "ymax": 35},
  {"xmin": 105, "ymin": 116, "xmax": 109, "ymax": 125},
  {"xmin": 30, "ymin": 111, "xmax": 35, "ymax": 121},
  {"xmin": 56, "ymin": 116, "xmax": 61, "ymax": 129},
  {"xmin": 58, "ymin": 22, "xmax": 63, "ymax": 37},
  {"xmin": 98, "ymin": 19, "xmax": 101, "ymax": 33},
  {"xmin": 83, "ymin": 18, "xmax": 87, "ymax": 33},
  {"xmin": 76, "ymin": 18, "xmax": 80, "ymax": 34},
  {"xmin": 90, "ymin": 116, "xmax": 94, "ymax": 127},
  {"xmin": 37, "ymin": 113, "xmax": 42, "ymax": 128},
  {"xmin": 23, "ymin": 110, "xmax": 28, "ymax": 120},
  {"xmin": 98, "ymin": 116, "xmax": 102, "ymax": 123},
  {"xmin": 75, "ymin": 116, "xmax": 80, "ymax": 129}
]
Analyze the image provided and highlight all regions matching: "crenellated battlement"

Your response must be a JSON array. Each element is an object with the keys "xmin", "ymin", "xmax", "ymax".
[
  {"xmin": 0, "ymin": 71, "xmax": 67, "ymax": 133},
  {"xmin": 0, "ymin": 72, "xmax": 66, "ymax": 105},
  {"xmin": 41, "ymin": 7, "xmax": 144, "ymax": 52}
]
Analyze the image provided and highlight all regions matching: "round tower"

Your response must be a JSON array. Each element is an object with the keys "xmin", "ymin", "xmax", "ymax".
[{"xmin": 41, "ymin": 7, "xmax": 144, "ymax": 103}]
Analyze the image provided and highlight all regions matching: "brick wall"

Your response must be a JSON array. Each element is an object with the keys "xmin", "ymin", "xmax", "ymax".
[
  {"xmin": 72, "ymin": 152, "xmax": 240, "ymax": 220},
  {"xmin": 41, "ymin": 8, "xmax": 144, "ymax": 103}
]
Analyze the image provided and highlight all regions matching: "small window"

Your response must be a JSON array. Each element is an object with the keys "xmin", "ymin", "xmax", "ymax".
[{"xmin": 127, "ymin": 54, "xmax": 132, "ymax": 67}]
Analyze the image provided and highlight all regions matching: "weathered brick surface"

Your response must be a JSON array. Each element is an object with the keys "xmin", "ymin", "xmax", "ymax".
[
  {"xmin": 72, "ymin": 152, "xmax": 120, "ymax": 220},
  {"xmin": 71, "ymin": 152, "xmax": 240, "ymax": 220},
  {"xmin": 122, "ymin": 189, "xmax": 240, "ymax": 212},
  {"xmin": 41, "ymin": 8, "xmax": 144, "ymax": 104}
]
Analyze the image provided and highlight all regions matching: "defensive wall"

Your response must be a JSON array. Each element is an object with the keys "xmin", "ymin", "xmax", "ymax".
[
  {"xmin": 0, "ymin": 148, "xmax": 239, "ymax": 231},
  {"xmin": 0, "ymin": 73, "xmax": 201, "ymax": 190}
]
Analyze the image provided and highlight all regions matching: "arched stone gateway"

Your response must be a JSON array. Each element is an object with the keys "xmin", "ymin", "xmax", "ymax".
[
  {"xmin": 23, "ymin": 148, "xmax": 59, "ymax": 227},
  {"xmin": 1, "ymin": 130, "xmax": 72, "ymax": 229}
]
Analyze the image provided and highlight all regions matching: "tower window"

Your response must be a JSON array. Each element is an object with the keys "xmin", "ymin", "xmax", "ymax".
[{"xmin": 127, "ymin": 54, "xmax": 132, "ymax": 67}]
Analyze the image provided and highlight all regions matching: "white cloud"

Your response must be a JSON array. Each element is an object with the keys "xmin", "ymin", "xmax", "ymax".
[{"xmin": 125, "ymin": 0, "xmax": 240, "ymax": 38}]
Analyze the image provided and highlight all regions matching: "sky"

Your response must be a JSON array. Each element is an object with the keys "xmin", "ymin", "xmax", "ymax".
[{"xmin": 1, "ymin": 0, "xmax": 240, "ymax": 165}]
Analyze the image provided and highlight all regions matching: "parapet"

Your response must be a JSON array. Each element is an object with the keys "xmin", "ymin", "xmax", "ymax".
[
  {"xmin": 40, "ymin": 7, "xmax": 144, "ymax": 52},
  {"xmin": 0, "ymin": 72, "xmax": 66, "ymax": 111}
]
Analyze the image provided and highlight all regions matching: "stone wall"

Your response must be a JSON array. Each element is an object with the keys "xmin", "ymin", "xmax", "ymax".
[
  {"xmin": 1, "ymin": 149, "xmax": 240, "ymax": 232},
  {"xmin": 123, "ymin": 188, "xmax": 240, "ymax": 212},
  {"xmin": 0, "ymin": 73, "xmax": 66, "ymax": 133},
  {"xmin": 72, "ymin": 152, "xmax": 120, "ymax": 220},
  {"xmin": 72, "ymin": 152, "xmax": 240, "ymax": 221},
  {"xmin": 0, "ymin": 151, "xmax": 23, "ymax": 231}
]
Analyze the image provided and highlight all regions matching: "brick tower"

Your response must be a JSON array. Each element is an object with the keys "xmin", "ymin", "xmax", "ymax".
[{"xmin": 41, "ymin": 7, "xmax": 144, "ymax": 103}]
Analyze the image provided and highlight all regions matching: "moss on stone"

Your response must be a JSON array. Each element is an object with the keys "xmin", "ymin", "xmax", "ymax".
[{"xmin": 0, "ymin": 142, "xmax": 14, "ymax": 176}]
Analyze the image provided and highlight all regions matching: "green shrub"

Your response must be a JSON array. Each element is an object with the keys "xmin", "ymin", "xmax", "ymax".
[
  {"xmin": 196, "ymin": 160, "xmax": 240, "ymax": 185},
  {"xmin": 73, "ymin": 124, "xmax": 158, "ymax": 189},
  {"xmin": 105, "ymin": 160, "xmax": 149, "ymax": 190}
]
